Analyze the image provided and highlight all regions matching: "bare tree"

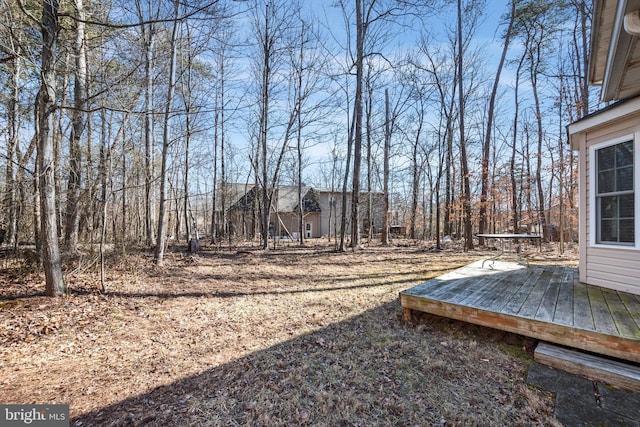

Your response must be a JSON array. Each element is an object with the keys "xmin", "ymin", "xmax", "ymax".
[
  {"xmin": 382, "ymin": 88, "xmax": 391, "ymax": 245},
  {"xmin": 135, "ymin": 0, "xmax": 161, "ymax": 247},
  {"xmin": 478, "ymin": 0, "xmax": 515, "ymax": 245},
  {"xmin": 154, "ymin": 0, "xmax": 180, "ymax": 266},
  {"xmin": 514, "ymin": 0, "xmax": 565, "ymax": 239},
  {"xmin": 248, "ymin": 0, "xmax": 301, "ymax": 248},
  {"xmin": 510, "ymin": 48, "xmax": 527, "ymax": 235},
  {"xmin": 457, "ymin": 0, "xmax": 473, "ymax": 251},
  {"xmin": 416, "ymin": 34, "xmax": 458, "ymax": 244},
  {"xmin": 63, "ymin": 0, "xmax": 88, "ymax": 252},
  {"xmin": 350, "ymin": 0, "xmax": 364, "ymax": 247},
  {"xmin": 4, "ymin": 30, "xmax": 21, "ymax": 248},
  {"xmin": 254, "ymin": 0, "xmax": 279, "ymax": 249},
  {"xmin": 36, "ymin": 0, "xmax": 66, "ymax": 295}
]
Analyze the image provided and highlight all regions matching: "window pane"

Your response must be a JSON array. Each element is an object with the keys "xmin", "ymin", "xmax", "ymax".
[
  {"xmin": 620, "ymin": 194, "xmax": 635, "ymax": 218},
  {"xmin": 598, "ymin": 170, "xmax": 615, "ymax": 193},
  {"xmin": 598, "ymin": 146, "xmax": 615, "ymax": 170},
  {"xmin": 617, "ymin": 165, "xmax": 633, "ymax": 191},
  {"xmin": 616, "ymin": 142, "xmax": 633, "ymax": 167},
  {"xmin": 600, "ymin": 196, "xmax": 617, "ymax": 219},
  {"xmin": 600, "ymin": 219, "xmax": 617, "ymax": 242},
  {"xmin": 620, "ymin": 219, "xmax": 635, "ymax": 243}
]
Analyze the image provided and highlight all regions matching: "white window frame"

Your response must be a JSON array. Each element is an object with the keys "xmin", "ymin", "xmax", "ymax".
[{"xmin": 589, "ymin": 133, "xmax": 640, "ymax": 249}]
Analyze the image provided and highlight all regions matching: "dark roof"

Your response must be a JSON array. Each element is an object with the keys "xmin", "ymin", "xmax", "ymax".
[{"xmin": 227, "ymin": 185, "xmax": 321, "ymax": 213}]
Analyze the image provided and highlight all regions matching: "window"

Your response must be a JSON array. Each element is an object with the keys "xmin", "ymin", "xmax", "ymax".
[{"xmin": 593, "ymin": 138, "xmax": 635, "ymax": 245}]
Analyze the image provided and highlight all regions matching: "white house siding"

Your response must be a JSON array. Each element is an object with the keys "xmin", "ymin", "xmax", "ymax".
[
  {"xmin": 316, "ymin": 191, "xmax": 348, "ymax": 238},
  {"xmin": 276, "ymin": 212, "xmax": 321, "ymax": 239},
  {"xmin": 570, "ymin": 101, "xmax": 640, "ymax": 295}
]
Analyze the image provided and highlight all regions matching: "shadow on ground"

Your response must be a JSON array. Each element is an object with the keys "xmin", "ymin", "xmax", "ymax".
[{"xmin": 73, "ymin": 301, "xmax": 555, "ymax": 427}]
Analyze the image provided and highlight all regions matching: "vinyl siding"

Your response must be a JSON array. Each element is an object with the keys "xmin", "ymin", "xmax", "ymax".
[{"xmin": 576, "ymin": 111, "xmax": 640, "ymax": 295}]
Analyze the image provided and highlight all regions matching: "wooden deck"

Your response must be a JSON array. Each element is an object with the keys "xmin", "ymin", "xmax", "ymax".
[{"xmin": 399, "ymin": 260, "xmax": 640, "ymax": 363}]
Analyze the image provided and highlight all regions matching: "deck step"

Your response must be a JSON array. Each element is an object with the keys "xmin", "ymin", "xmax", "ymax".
[{"xmin": 534, "ymin": 342, "xmax": 640, "ymax": 393}]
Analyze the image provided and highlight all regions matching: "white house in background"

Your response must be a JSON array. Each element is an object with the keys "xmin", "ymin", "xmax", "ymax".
[{"xmin": 568, "ymin": 0, "xmax": 640, "ymax": 295}]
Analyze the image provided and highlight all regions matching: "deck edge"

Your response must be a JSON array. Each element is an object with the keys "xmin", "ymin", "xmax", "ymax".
[{"xmin": 399, "ymin": 292, "xmax": 640, "ymax": 363}]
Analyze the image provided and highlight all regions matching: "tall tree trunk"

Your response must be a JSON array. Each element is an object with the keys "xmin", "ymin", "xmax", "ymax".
[
  {"xmin": 297, "ymin": 125, "xmax": 304, "ymax": 245},
  {"xmin": 339, "ymin": 104, "xmax": 356, "ymax": 252},
  {"xmin": 479, "ymin": 0, "xmax": 515, "ymax": 245},
  {"xmin": 365, "ymin": 66, "xmax": 373, "ymax": 244},
  {"xmin": 64, "ymin": 0, "xmax": 87, "ymax": 252},
  {"xmin": 410, "ymin": 113, "xmax": 423, "ymax": 241},
  {"xmin": 382, "ymin": 88, "xmax": 390, "ymax": 245},
  {"xmin": 33, "ymin": 150, "xmax": 41, "ymax": 256},
  {"xmin": 220, "ymin": 73, "xmax": 227, "ymax": 244},
  {"xmin": 259, "ymin": 1, "xmax": 271, "ymax": 250},
  {"xmin": 183, "ymin": 49, "xmax": 193, "ymax": 245},
  {"xmin": 294, "ymin": 19, "xmax": 306, "ymax": 246},
  {"xmin": 137, "ymin": 0, "xmax": 159, "ymax": 247},
  {"xmin": 121, "ymin": 125, "xmax": 127, "ymax": 248},
  {"xmin": 154, "ymin": 0, "xmax": 180, "ymax": 265},
  {"xmin": 99, "ymin": 108, "xmax": 111, "ymax": 293},
  {"xmin": 211, "ymin": 46, "xmax": 228, "ymax": 244},
  {"xmin": 5, "ymin": 54, "xmax": 20, "ymax": 247},
  {"xmin": 524, "ymin": 126, "xmax": 533, "ymax": 230},
  {"xmin": 444, "ymin": 120, "xmax": 453, "ymax": 238},
  {"xmin": 296, "ymin": 109, "xmax": 304, "ymax": 245},
  {"xmin": 435, "ymin": 133, "xmax": 444, "ymax": 249},
  {"xmin": 144, "ymin": 23, "xmax": 156, "ymax": 247},
  {"xmin": 577, "ymin": 0, "xmax": 590, "ymax": 118},
  {"xmin": 38, "ymin": 0, "xmax": 66, "ymax": 295},
  {"xmin": 531, "ymin": 57, "xmax": 546, "ymax": 238},
  {"xmin": 457, "ymin": 0, "xmax": 473, "ymax": 250},
  {"xmin": 212, "ymin": 90, "xmax": 220, "ymax": 244},
  {"xmin": 511, "ymin": 43, "xmax": 527, "ymax": 234},
  {"xmin": 350, "ymin": 0, "xmax": 364, "ymax": 248}
]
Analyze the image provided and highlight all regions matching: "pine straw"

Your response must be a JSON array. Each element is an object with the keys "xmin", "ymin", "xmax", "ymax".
[{"xmin": 0, "ymin": 241, "xmax": 568, "ymax": 426}]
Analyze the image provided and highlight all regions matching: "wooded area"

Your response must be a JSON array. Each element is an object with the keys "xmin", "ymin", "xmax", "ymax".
[{"xmin": 0, "ymin": 0, "xmax": 592, "ymax": 295}]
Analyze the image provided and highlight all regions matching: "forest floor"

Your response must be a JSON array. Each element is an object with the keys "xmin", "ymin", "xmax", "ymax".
[{"xmin": 0, "ymin": 239, "xmax": 578, "ymax": 426}]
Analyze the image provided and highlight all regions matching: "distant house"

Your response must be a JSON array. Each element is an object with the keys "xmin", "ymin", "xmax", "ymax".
[
  {"xmin": 568, "ymin": 0, "xmax": 640, "ymax": 295},
  {"xmin": 220, "ymin": 184, "xmax": 384, "ymax": 240},
  {"xmin": 270, "ymin": 186, "xmax": 322, "ymax": 239}
]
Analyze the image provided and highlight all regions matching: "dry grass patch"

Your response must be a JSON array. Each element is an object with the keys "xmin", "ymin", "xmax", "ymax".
[{"xmin": 0, "ymin": 241, "xmax": 564, "ymax": 426}]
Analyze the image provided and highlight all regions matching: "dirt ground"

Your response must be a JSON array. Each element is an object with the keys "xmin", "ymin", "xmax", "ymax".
[{"xmin": 0, "ymin": 240, "xmax": 576, "ymax": 426}]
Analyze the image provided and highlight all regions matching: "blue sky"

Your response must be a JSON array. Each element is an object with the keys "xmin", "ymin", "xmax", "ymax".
[{"xmin": 221, "ymin": 0, "xmax": 517, "ymax": 186}]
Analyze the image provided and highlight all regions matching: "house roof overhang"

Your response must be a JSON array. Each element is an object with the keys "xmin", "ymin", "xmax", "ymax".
[
  {"xmin": 568, "ymin": 95, "xmax": 640, "ymax": 149},
  {"xmin": 590, "ymin": 0, "xmax": 640, "ymax": 102}
]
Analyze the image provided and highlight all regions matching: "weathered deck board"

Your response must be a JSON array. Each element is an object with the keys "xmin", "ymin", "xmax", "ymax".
[
  {"xmin": 500, "ymin": 267, "xmax": 545, "ymax": 315},
  {"xmin": 588, "ymin": 285, "xmax": 619, "ymax": 335},
  {"xmin": 456, "ymin": 272, "xmax": 515, "ymax": 308},
  {"xmin": 573, "ymin": 280, "xmax": 595, "ymax": 331},
  {"xmin": 535, "ymin": 266, "xmax": 564, "ymax": 322},
  {"xmin": 518, "ymin": 269, "xmax": 553, "ymax": 319},
  {"xmin": 552, "ymin": 269, "xmax": 575, "ymax": 326},
  {"xmin": 620, "ymin": 292, "xmax": 640, "ymax": 330},
  {"xmin": 399, "ymin": 260, "xmax": 640, "ymax": 363},
  {"xmin": 437, "ymin": 275, "xmax": 493, "ymax": 302},
  {"xmin": 601, "ymin": 288, "xmax": 640, "ymax": 339},
  {"xmin": 473, "ymin": 271, "xmax": 526, "ymax": 310}
]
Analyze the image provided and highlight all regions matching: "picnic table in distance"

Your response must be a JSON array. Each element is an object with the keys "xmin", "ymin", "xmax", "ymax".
[{"xmin": 477, "ymin": 233, "xmax": 542, "ymax": 267}]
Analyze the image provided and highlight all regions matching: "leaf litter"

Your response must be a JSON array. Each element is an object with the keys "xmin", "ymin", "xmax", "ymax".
[{"xmin": 0, "ymin": 241, "xmax": 569, "ymax": 426}]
